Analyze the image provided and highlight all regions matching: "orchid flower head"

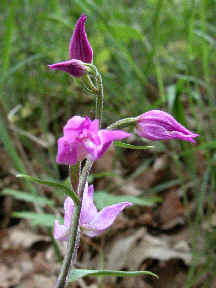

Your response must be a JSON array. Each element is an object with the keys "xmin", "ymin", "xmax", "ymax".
[
  {"xmin": 54, "ymin": 183, "xmax": 132, "ymax": 239},
  {"xmin": 48, "ymin": 14, "xmax": 93, "ymax": 77},
  {"xmin": 56, "ymin": 116, "xmax": 131, "ymax": 165},
  {"xmin": 136, "ymin": 110, "xmax": 199, "ymax": 143}
]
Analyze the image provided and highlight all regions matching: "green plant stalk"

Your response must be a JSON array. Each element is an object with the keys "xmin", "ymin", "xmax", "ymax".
[
  {"xmin": 95, "ymin": 70, "xmax": 104, "ymax": 127},
  {"xmin": 55, "ymin": 64, "xmax": 105, "ymax": 288},
  {"xmin": 85, "ymin": 64, "xmax": 104, "ymax": 126},
  {"xmin": 107, "ymin": 117, "xmax": 138, "ymax": 130},
  {"xmin": 55, "ymin": 201, "xmax": 81, "ymax": 288}
]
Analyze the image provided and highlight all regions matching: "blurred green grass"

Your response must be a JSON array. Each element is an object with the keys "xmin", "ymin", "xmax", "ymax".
[{"xmin": 1, "ymin": 0, "xmax": 216, "ymax": 286}]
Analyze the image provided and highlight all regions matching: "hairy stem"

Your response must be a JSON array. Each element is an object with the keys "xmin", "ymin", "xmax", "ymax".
[
  {"xmin": 95, "ymin": 71, "xmax": 104, "ymax": 127},
  {"xmin": 54, "ymin": 160, "xmax": 93, "ymax": 288},
  {"xmin": 55, "ymin": 64, "xmax": 103, "ymax": 288},
  {"xmin": 107, "ymin": 117, "xmax": 138, "ymax": 130}
]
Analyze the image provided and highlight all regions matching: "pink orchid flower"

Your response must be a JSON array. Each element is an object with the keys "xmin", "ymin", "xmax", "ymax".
[{"xmin": 57, "ymin": 116, "xmax": 131, "ymax": 165}]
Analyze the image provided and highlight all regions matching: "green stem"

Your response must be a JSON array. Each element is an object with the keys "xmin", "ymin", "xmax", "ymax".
[
  {"xmin": 85, "ymin": 64, "xmax": 104, "ymax": 126},
  {"xmin": 55, "ymin": 63, "xmax": 103, "ymax": 288},
  {"xmin": 55, "ymin": 203, "xmax": 81, "ymax": 288},
  {"xmin": 95, "ymin": 71, "xmax": 104, "ymax": 127},
  {"xmin": 107, "ymin": 117, "xmax": 138, "ymax": 130}
]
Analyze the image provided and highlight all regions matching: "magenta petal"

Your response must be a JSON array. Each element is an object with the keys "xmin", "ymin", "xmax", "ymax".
[
  {"xmin": 80, "ymin": 184, "xmax": 98, "ymax": 225},
  {"xmin": 97, "ymin": 130, "xmax": 131, "ymax": 158},
  {"xmin": 82, "ymin": 139, "xmax": 99, "ymax": 160},
  {"xmin": 82, "ymin": 202, "xmax": 132, "ymax": 237},
  {"xmin": 64, "ymin": 116, "xmax": 86, "ymax": 131},
  {"xmin": 56, "ymin": 137, "xmax": 78, "ymax": 165},
  {"xmin": 99, "ymin": 130, "xmax": 131, "ymax": 145},
  {"xmin": 170, "ymin": 131, "xmax": 199, "ymax": 143},
  {"xmin": 54, "ymin": 220, "xmax": 70, "ymax": 241},
  {"xmin": 69, "ymin": 14, "xmax": 93, "ymax": 63},
  {"xmin": 48, "ymin": 59, "xmax": 87, "ymax": 77}
]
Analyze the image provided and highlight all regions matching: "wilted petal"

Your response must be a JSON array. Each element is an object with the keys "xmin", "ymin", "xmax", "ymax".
[
  {"xmin": 82, "ymin": 202, "xmax": 132, "ymax": 237},
  {"xmin": 56, "ymin": 137, "xmax": 78, "ymax": 165},
  {"xmin": 69, "ymin": 14, "xmax": 93, "ymax": 63},
  {"xmin": 80, "ymin": 184, "xmax": 98, "ymax": 225},
  {"xmin": 64, "ymin": 197, "xmax": 74, "ymax": 227},
  {"xmin": 48, "ymin": 59, "xmax": 87, "ymax": 77},
  {"xmin": 54, "ymin": 220, "xmax": 70, "ymax": 241}
]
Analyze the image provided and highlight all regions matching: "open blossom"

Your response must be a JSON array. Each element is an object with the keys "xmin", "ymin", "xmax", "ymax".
[
  {"xmin": 48, "ymin": 14, "xmax": 93, "ymax": 77},
  {"xmin": 54, "ymin": 183, "xmax": 132, "ymax": 239},
  {"xmin": 136, "ymin": 110, "xmax": 199, "ymax": 143},
  {"xmin": 57, "ymin": 116, "xmax": 131, "ymax": 165}
]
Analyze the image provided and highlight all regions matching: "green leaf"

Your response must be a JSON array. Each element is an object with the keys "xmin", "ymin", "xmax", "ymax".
[
  {"xmin": 114, "ymin": 142, "xmax": 154, "ymax": 150},
  {"xmin": 12, "ymin": 212, "xmax": 57, "ymax": 227},
  {"xmin": 2, "ymin": 189, "xmax": 54, "ymax": 207},
  {"xmin": 68, "ymin": 269, "xmax": 158, "ymax": 282},
  {"xmin": 16, "ymin": 174, "xmax": 80, "ymax": 205},
  {"xmin": 94, "ymin": 191, "xmax": 161, "ymax": 210}
]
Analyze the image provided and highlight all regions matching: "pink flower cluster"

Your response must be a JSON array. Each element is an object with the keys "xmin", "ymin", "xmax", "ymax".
[{"xmin": 51, "ymin": 15, "xmax": 199, "ymax": 242}]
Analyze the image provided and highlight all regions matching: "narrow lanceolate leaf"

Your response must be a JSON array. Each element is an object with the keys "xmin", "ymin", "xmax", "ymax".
[
  {"xmin": 2, "ymin": 189, "xmax": 54, "ymax": 207},
  {"xmin": 94, "ymin": 191, "xmax": 161, "ymax": 210},
  {"xmin": 16, "ymin": 174, "xmax": 80, "ymax": 205},
  {"xmin": 12, "ymin": 212, "xmax": 57, "ymax": 227},
  {"xmin": 68, "ymin": 269, "xmax": 158, "ymax": 282},
  {"xmin": 114, "ymin": 142, "xmax": 154, "ymax": 150}
]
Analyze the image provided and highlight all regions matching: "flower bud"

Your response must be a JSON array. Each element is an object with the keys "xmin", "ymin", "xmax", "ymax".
[
  {"xmin": 136, "ymin": 110, "xmax": 199, "ymax": 143},
  {"xmin": 69, "ymin": 14, "xmax": 93, "ymax": 63},
  {"xmin": 48, "ymin": 14, "xmax": 93, "ymax": 78}
]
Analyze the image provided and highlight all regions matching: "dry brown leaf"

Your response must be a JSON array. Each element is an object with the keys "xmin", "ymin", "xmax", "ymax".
[
  {"xmin": 133, "ymin": 154, "xmax": 168, "ymax": 190},
  {"xmin": 105, "ymin": 229, "xmax": 145, "ymax": 270},
  {"xmin": 0, "ymin": 264, "xmax": 22, "ymax": 288},
  {"xmin": 105, "ymin": 228, "xmax": 191, "ymax": 272},
  {"xmin": 2, "ymin": 223, "xmax": 49, "ymax": 250},
  {"xmin": 156, "ymin": 191, "xmax": 186, "ymax": 230}
]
